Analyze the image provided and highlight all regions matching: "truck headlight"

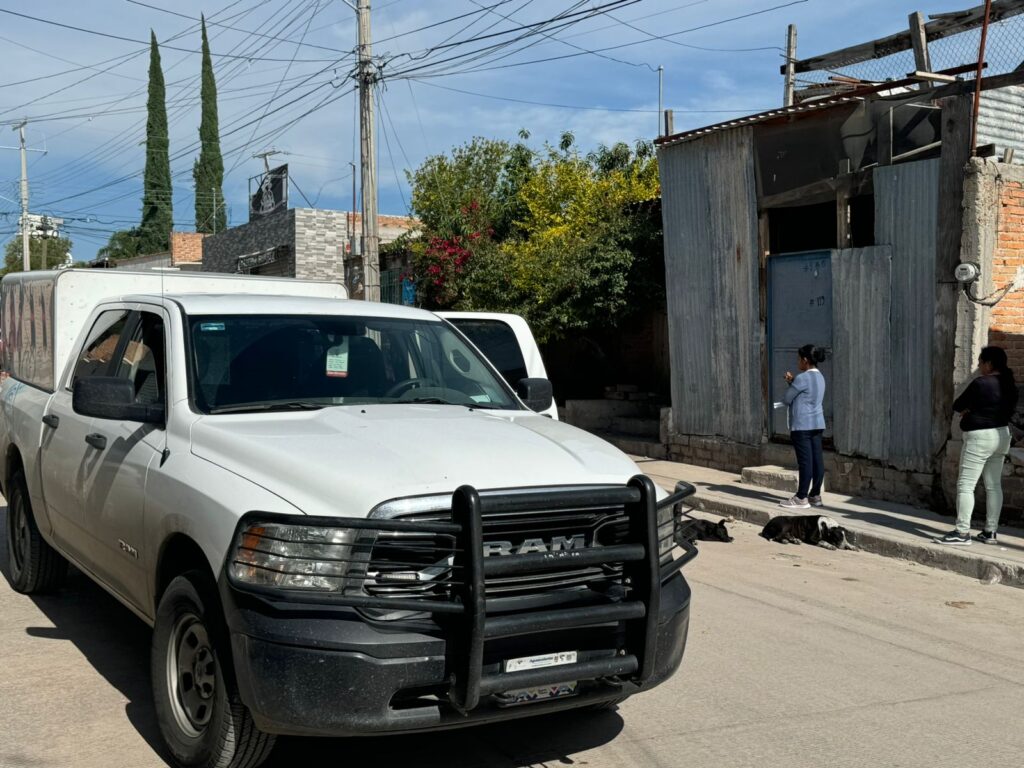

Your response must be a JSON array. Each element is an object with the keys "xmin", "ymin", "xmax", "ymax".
[{"xmin": 230, "ymin": 520, "xmax": 371, "ymax": 592}]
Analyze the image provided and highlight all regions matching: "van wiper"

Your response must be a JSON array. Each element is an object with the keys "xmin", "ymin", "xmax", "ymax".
[
  {"xmin": 208, "ymin": 401, "xmax": 325, "ymax": 414},
  {"xmin": 402, "ymin": 397, "xmax": 460, "ymax": 405}
]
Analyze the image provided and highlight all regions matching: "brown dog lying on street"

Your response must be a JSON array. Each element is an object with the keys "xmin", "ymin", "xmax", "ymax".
[{"xmin": 760, "ymin": 514, "xmax": 857, "ymax": 550}]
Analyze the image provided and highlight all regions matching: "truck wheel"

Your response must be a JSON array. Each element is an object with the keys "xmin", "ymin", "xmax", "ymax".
[
  {"xmin": 152, "ymin": 571, "xmax": 275, "ymax": 768},
  {"xmin": 6, "ymin": 469, "xmax": 67, "ymax": 594}
]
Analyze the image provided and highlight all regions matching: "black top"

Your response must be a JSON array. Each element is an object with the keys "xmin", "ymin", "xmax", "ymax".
[{"xmin": 953, "ymin": 374, "xmax": 1019, "ymax": 432}]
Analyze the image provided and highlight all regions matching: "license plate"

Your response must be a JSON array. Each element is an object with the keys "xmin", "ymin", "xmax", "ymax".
[
  {"xmin": 504, "ymin": 651, "xmax": 577, "ymax": 673},
  {"xmin": 500, "ymin": 651, "xmax": 579, "ymax": 706},
  {"xmin": 500, "ymin": 682, "xmax": 579, "ymax": 705}
]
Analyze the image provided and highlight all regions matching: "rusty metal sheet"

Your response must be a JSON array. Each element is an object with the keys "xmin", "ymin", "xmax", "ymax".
[
  {"xmin": 658, "ymin": 128, "xmax": 762, "ymax": 444},
  {"xmin": 874, "ymin": 159, "xmax": 939, "ymax": 471}
]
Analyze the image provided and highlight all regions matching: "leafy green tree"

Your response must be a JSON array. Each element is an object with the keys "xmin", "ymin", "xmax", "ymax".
[
  {"xmin": 97, "ymin": 228, "xmax": 143, "ymax": 262},
  {"xmin": 2, "ymin": 235, "xmax": 73, "ymax": 275},
  {"xmin": 406, "ymin": 134, "xmax": 661, "ymax": 342},
  {"xmin": 193, "ymin": 16, "xmax": 225, "ymax": 234},
  {"xmin": 407, "ymin": 135, "xmax": 534, "ymax": 242},
  {"xmin": 140, "ymin": 30, "xmax": 172, "ymax": 254}
]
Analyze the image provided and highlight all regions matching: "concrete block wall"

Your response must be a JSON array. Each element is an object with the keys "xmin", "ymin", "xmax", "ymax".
[{"xmin": 294, "ymin": 209, "xmax": 347, "ymax": 282}]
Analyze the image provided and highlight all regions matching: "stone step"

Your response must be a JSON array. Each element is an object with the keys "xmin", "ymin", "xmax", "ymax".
[
  {"xmin": 610, "ymin": 416, "xmax": 660, "ymax": 439},
  {"xmin": 740, "ymin": 465, "xmax": 826, "ymax": 494}
]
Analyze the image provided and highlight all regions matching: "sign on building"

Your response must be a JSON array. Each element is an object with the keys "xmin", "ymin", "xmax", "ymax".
[{"xmin": 249, "ymin": 165, "xmax": 288, "ymax": 221}]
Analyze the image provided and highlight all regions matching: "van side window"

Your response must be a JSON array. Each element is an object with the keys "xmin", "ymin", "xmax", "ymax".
[
  {"xmin": 448, "ymin": 319, "xmax": 528, "ymax": 387},
  {"xmin": 71, "ymin": 310, "xmax": 130, "ymax": 385},
  {"xmin": 115, "ymin": 313, "xmax": 166, "ymax": 406}
]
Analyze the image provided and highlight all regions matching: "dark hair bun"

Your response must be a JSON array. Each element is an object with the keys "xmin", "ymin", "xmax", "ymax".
[{"xmin": 812, "ymin": 346, "xmax": 827, "ymax": 363}]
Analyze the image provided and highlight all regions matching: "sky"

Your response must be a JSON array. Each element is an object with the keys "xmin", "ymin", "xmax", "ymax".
[{"xmin": 0, "ymin": 0, "xmax": 984, "ymax": 261}]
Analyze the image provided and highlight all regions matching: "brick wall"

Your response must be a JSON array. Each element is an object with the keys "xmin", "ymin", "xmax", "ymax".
[
  {"xmin": 170, "ymin": 232, "xmax": 207, "ymax": 265},
  {"xmin": 294, "ymin": 209, "xmax": 347, "ymax": 282},
  {"xmin": 988, "ymin": 175, "xmax": 1024, "ymax": 370}
]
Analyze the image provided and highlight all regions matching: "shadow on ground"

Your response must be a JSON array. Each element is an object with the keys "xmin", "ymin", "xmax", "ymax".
[{"xmin": 1, "ymin": 504, "xmax": 624, "ymax": 767}]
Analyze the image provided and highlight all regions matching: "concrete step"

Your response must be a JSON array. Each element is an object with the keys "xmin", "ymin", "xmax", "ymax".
[
  {"xmin": 594, "ymin": 431, "xmax": 669, "ymax": 460},
  {"xmin": 610, "ymin": 416, "xmax": 660, "ymax": 439},
  {"xmin": 633, "ymin": 458, "xmax": 1024, "ymax": 589},
  {"xmin": 741, "ymin": 464, "xmax": 826, "ymax": 494}
]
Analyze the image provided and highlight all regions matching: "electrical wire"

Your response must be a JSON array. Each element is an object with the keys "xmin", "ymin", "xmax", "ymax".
[{"xmin": 0, "ymin": 7, "xmax": 342, "ymax": 63}]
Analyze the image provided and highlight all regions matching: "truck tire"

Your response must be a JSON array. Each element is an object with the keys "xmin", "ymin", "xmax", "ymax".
[
  {"xmin": 6, "ymin": 469, "xmax": 68, "ymax": 594},
  {"xmin": 152, "ymin": 570, "xmax": 275, "ymax": 768}
]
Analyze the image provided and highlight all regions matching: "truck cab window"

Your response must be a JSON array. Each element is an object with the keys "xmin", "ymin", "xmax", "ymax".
[
  {"xmin": 116, "ymin": 313, "xmax": 166, "ymax": 406},
  {"xmin": 447, "ymin": 319, "xmax": 528, "ymax": 387},
  {"xmin": 71, "ymin": 310, "xmax": 130, "ymax": 385}
]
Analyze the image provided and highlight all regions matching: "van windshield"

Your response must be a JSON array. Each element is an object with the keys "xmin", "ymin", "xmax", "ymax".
[{"xmin": 188, "ymin": 314, "xmax": 521, "ymax": 414}]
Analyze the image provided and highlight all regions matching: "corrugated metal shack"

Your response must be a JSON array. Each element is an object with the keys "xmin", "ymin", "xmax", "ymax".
[{"xmin": 656, "ymin": 66, "xmax": 1024, "ymax": 505}]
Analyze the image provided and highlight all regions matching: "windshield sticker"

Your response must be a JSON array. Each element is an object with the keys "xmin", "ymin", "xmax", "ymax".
[
  {"xmin": 326, "ymin": 338, "xmax": 350, "ymax": 378},
  {"xmin": 200, "ymin": 322, "xmax": 225, "ymax": 332},
  {"xmin": 470, "ymin": 394, "xmax": 492, "ymax": 403}
]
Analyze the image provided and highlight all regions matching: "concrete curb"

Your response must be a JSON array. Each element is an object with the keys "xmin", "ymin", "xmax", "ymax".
[{"xmin": 693, "ymin": 492, "xmax": 1024, "ymax": 589}]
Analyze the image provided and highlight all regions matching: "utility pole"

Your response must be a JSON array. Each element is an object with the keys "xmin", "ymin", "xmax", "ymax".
[
  {"xmin": 783, "ymin": 24, "xmax": 797, "ymax": 107},
  {"xmin": 1, "ymin": 122, "xmax": 46, "ymax": 272},
  {"xmin": 357, "ymin": 0, "xmax": 380, "ymax": 302},
  {"xmin": 657, "ymin": 65, "xmax": 664, "ymax": 137}
]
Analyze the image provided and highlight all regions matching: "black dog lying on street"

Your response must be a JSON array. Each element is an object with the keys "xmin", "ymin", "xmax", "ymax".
[
  {"xmin": 760, "ymin": 515, "xmax": 856, "ymax": 550},
  {"xmin": 677, "ymin": 518, "xmax": 734, "ymax": 544}
]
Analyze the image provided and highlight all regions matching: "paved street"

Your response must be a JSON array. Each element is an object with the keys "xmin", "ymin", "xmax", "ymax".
[{"xmin": 3, "ymin": 501, "xmax": 1024, "ymax": 768}]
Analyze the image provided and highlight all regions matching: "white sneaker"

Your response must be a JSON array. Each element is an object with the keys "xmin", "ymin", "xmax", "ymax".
[{"xmin": 779, "ymin": 496, "xmax": 811, "ymax": 510}]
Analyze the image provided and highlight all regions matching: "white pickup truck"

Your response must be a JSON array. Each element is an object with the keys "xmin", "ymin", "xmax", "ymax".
[{"xmin": 0, "ymin": 269, "xmax": 695, "ymax": 768}]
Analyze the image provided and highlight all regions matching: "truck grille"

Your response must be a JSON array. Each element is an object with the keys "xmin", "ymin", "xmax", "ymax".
[{"xmin": 366, "ymin": 506, "xmax": 629, "ymax": 602}]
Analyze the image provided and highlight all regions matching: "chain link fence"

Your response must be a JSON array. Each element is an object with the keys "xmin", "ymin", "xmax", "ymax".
[{"xmin": 794, "ymin": 12, "xmax": 1024, "ymax": 97}]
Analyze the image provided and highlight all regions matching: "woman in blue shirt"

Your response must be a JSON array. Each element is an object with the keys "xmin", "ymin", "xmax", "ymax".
[{"xmin": 780, "ymin": 344, "xmax": 827, "ymax": 509}]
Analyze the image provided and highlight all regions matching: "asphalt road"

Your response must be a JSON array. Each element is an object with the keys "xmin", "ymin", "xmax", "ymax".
[{"xmin": 3, "ymin": 505, "xmax": 1024, "ymax": 768}]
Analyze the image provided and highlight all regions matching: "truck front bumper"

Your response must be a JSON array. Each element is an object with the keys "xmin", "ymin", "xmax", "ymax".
[{"xmin": 222, "ymin": 571, "xmax": 691, "ymax": 737}]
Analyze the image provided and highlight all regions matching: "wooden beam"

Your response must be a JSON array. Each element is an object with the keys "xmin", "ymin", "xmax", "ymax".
[
  {"xmin": 909, "ymin": 11, "xmax": 932, "ymax": 78},
  {"xmin": 931, "ymin": 94, "xmax": 973, "ymax": 461},
  {"xmin": 780, "ymin": 0, "xmax": 1024, "ymax": 74},
  {"xmin": 758, "ymin": 169, "xmax": 873, "ymax": 210},
  {"xmin": 909, "ymin": 70, "xmax": 957, "ymax": 83}
]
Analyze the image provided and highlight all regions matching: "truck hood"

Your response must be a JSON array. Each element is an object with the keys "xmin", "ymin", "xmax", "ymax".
[{"xmin": 189, "ymin": 404, "xmax": 642, "ymax": 518}]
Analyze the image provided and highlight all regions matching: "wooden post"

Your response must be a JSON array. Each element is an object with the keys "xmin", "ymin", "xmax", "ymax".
[
  {"xmin": 932, "ymin": 94, "xmax": 973, "ymax": 462},
  {"xmin": 783, "ymin": 24, "xmax": 797, "ymax": 106},
  {"xmin": 909, "ymin": 11, "xmax": 932, "ymax": 89},
  {"xmin": 663, "ymin": 109, "xmax": 674, "ymax": 137}
]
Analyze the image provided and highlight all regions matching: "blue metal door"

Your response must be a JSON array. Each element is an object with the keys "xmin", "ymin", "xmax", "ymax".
[{"xmin": 767, "ymin": 251, "xmax": 833, "ymax": 439}]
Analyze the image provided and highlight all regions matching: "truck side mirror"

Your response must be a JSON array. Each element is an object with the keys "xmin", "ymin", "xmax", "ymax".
[
  {"xmin": 73, "ymin": 377, "xmax": 165, "ymax": 425},
  {"xmin": 515, "ymin": 377, "xmax": 553, "ymax": 413}
]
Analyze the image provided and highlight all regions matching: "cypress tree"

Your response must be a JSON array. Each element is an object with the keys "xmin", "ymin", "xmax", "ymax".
[
  {"xmin": 193, "ymin": 16, "xmax": 225, "ymax": 233},
  {"xmin": 140, "ymin": 30, "xmax": 172, "ymax": 253}
]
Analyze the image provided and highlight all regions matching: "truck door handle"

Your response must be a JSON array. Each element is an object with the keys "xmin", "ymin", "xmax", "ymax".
[
  {"xmin": 42, "ymin": 415, "xmax": 60, "ymax": 429},
  {"xmin": 85, "ymin": 433, "xmax": 107, "ymax": 450}
]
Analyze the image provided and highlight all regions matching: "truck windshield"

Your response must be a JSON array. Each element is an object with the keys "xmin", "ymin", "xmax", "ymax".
[{"xmin": 188, "ymin": 314, "xmax": 521, "ymax": 414}]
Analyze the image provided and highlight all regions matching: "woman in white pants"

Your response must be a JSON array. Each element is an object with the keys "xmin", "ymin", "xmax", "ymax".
[{"xmin": 940, "ymin": 346, "xmax": 1018, "ymax": 545}]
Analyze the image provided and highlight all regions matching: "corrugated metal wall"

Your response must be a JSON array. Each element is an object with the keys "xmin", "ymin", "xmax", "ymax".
[
  {"xmin": 659, "ymin": 128, "xmax": 762, "ymax": 444},
  {"xmin": 832, "ymin": 246, "xmax": 893, "ymax": 459},
  {"xmin": 978, "ymin": 86, "xmax": 1024, "ymax": 163},
  {"xmin": 874, "ymin": 159, "xmax": 940, "ymax": 471}
]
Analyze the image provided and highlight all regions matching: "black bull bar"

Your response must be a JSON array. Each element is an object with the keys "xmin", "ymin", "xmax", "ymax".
[{"xmin": 228, "ymin": 475, "xmax": 698, "ymax": 715}]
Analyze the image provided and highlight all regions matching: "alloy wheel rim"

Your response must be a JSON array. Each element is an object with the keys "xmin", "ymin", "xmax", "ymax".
[{"xmin": 166, "ymin": 612, "xmax": 216, "ymax": 737}]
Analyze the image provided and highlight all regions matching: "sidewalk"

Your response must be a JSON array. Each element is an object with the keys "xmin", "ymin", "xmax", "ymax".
[{"xmin": 635, "ymin": 456, "xmax": 1024, "ymax": 589}]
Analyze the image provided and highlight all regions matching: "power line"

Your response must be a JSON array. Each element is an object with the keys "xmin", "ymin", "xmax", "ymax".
[
  {"xmin": 0, "ymin": 7, "xmax": 342, "ymax": 62},
  {"xmin": 408, "ymin": 78, "xmax": 771, "ymax": 113},
  {"xmin": 124, "ymin": 0, "xmax": 354, "ymax": 55},
  {"xmin": 389, "ymin": 0, "xmax": 809, "ymax": 79}
]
